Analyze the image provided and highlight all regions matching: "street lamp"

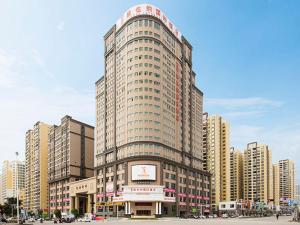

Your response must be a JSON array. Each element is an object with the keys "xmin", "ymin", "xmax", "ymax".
[{"xmin": 15, "ymin": 152, "xmax": 20, "ymax": 224}]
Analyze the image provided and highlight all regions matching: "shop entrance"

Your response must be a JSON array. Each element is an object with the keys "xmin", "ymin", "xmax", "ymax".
[{"xmin": 136, "ymin": 210, "xmax": 151, "ymax": 216}]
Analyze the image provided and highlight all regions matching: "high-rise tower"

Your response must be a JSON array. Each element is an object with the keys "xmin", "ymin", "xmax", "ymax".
[{"xmin": 93, "ymin": 4, "xmax": 210, "ymax": 217}]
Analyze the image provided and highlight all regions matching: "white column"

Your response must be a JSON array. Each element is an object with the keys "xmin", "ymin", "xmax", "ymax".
[
  {"xmin": 155, "ymin": 202, "xmax": 158, "ymax": 214},
  {"xmin": 125, "ymin": 202, "xmax": 128, "ymax": 214},
  {"xmin": 158, "ymin": 202, "xmax": 162, "ymax": 214},
  {"xmin": 128, "ymin": 202, "xmax": 131, "ymax": 215}
]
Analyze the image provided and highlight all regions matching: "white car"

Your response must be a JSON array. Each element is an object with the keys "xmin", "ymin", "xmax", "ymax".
[
  {"xmin": 84, "ymin": 217, "xmax": 91, "ymax": 222},
  {"xmin": 28, "ymin": 218, "xmax": 35, "ymax": 222},
  {"xmin": 78, "ymin": 217, "xmax": 91, "ymax": 222},
  {"xmin": 222, "ymin": 213, "xmax": 229, "ymax": 218}
]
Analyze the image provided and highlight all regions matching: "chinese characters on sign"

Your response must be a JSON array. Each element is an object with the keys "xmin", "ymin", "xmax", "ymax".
[{"xmin": 116, "ymin": 4, "xmax": 182, "ymax": 41}]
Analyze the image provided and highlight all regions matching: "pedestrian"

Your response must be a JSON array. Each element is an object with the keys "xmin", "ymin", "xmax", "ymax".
[{"xmin": 276, "ymin": 213, "xmax": 279, "ymax": 220}]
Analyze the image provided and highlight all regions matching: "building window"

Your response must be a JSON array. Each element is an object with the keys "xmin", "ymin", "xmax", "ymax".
[{"xmin": 154, "ymin": 22, "xmax": 160, "ymax": 30}]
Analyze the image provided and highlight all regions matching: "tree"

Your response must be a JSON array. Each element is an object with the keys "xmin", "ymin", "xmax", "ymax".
[
  {"xmin": 2, "ymin": 198, "xmax": 18, "ymax": 216},
  {"xmin": 71, "ymin": 209, "xmax": 79, "ymax": 218},
  {"xmin": 53, "ymin": 209, "xmax": 61, "ymax": 219},
  {"xmin": 27, "ymin": 211, "xmax": 35, "ymax": 218},
  {"xmin": 38, "ymin": 209, "xmax": 43, "ymax": 218}
]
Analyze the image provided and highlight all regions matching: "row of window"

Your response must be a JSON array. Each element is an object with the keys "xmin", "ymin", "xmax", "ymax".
[
  {"xmin": 127, "ymin": 87, "xmax": 160, "ymax": 95},
  {"xmin": 128, "ymin": 54, "xmax": 160, "ymax": 62},
  {"xmin": 127, "ymin": 19, "xmax": 160, "ymax": 31},
  {"xmin": 127, "ymin": 95, "xmax": 160, "ymax": 102},
  {"xmin": 128, "ymin": 63, "xmax": 160, "ymax": 70},
  {"xmin": 50, "ymin": 202, "xmax": 70, "ymax": 207},
  {"xmin": 128, "ymin": 71, "xmax": 160, "ymax": 78},
  {"xmin": 50, "ymin": 193, "xmax": 70, "ymax": 200}
]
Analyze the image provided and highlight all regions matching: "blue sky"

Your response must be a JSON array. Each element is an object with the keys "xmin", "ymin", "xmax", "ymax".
[{"xmin": 0, "ymin": 0, "xmax": 299, "ymax": 182}]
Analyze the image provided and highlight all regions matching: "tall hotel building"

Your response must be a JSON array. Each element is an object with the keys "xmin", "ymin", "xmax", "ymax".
[
  {"xmin": 86, "ymin": 4, "xmax": 211, "ymax": 217},
  {"xmin": 273, "ymin": 159, "xmax": 295, "ymax": 206},
  {"xmin": 229, "ymin": 147, "xmax": 243, "ymax": 201},
  {"xmin": 48, "ymin": 116, "xmax": 94, "ymax": 215},
  {"xmin": 25, "ymin": 122, "xmax": 50, "ymax": 212},
  {"xmin": 203, "ymin": 115, "xmax": 230, "ymax": 211},
  {"xmin": 243, "ymin": 142, "xmax": 273, "ymax": 204}
]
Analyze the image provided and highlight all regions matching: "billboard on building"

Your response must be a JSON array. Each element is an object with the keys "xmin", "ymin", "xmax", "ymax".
[{"xmin": 132, "ymin": 165, "xmax": 156, "ymax": 181}]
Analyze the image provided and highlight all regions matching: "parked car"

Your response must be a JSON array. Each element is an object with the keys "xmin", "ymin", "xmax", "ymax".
[
  {"xmin": 222, "ymin": 213, "xmax": 229, "ymax": 218},
  {"xmin": 77, "ymin": 215, "xmax": 91, "ymax": 222},
  {"xmin": 7, "ymin": 217, "xmax": 18, "ymax": 223}
]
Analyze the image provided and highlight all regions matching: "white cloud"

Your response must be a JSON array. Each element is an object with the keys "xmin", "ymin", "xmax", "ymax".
[
  {"xmin": 224, "ymin": 110, "xmax": 266, "ymax": 117},
  {"xmin": 0, "ymin": 49, "xmax": 21, "ymax": 88},
  {"xmin": 31, "ymin": 49, "xmax": 45, "ymax": 67},
  {"xmin": 206, "ymin": 97, "xmax": 283, "ymax": 108},
  {"xmin": 0, "ymin": 49, "xmax": 95, "ymax": 163},
  {"xmin": 57, "ymin": 21, "xmax": 65, "ymax": 31}
]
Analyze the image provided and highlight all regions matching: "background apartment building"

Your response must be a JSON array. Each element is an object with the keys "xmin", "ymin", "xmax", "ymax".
[
  {"xmin": 48, "ymin": 115, "xmax": 94, "ymax": 215},
  {"xmin": 203, "ymin": 115, "xmax": 230, "ymax": 211},
  {"xmin": 1, "ymin": 160, "xmax": 13, "ymax": 202},
  {"xmin": 273, "ymin": 163, "xmax": 280, "ymax": 206},
  {"xmin": 296, "ymin": 184, "xmax": 300, "ymax": 204},
  {"xmin": 273, "ymin": 159, "xmax": 295, "ymax": 206},
  {"xmin": 25, "ymin": 122, "xmax": 50, "ymax": 212},
  {"xmin": 229, "ymin": 147, "xmax": 243, "ymax": 201},
  {"xmin": 243, "ymin": 142, "xmax": 273, "ymax": 204},
  {"xmin": 1, "ymin": 160, "xmax": 25, "ymax": 203},
  {"xmin": 89, "ymin": 4, "xmax": 211, "ymax": 217}
]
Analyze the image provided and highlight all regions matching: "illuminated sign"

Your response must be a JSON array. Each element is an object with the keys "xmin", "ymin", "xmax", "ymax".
[
  {"xmin": 112, "ymin": 185, "xmax": 176, "ymax": 203},
  {"xmin": 116, "ymin": 4, "xmax": 182, "ymax": 41},
  {"xmin": 132, "ymin": 165, "xmax": 156, "ymax": 181}
]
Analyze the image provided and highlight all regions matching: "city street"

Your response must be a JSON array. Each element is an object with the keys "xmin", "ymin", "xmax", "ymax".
[
  {"xmin": 22, "ymin": 216, "xmax": 294, "ymax": 225},
  {"xmin": 95, "ymin": 216, "xmax": 293, "ymax": 225}
]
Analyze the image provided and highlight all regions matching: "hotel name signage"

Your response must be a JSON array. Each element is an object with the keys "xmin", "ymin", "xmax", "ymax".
[
  {"xmin": 116, "ymin": 4, "xmax": 182, "ymax": 41},
  {"xmin": 112, "ymin": 185, "xmax": 175, "ymax": 203}
]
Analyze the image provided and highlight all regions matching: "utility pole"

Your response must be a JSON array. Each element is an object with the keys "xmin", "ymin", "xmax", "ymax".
[{"xmin": 15, "ymin": 152, "xmax": 20, "ymax": 224}]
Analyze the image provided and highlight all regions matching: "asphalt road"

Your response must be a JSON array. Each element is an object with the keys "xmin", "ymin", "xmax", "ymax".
[{"xmin": 11, "ymin": 216, "xmax": 294, "ymax": 225}]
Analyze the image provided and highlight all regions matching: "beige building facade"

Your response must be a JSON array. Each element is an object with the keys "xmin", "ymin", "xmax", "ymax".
[
  {"xmin": 1, "ymin": 160, "xmax": 13, "ymax": 202},
  {"xmin": 25, "ymin": 122, "xmax": 50, "ymax": 212},
  {"xmin": 229, "ymin": 147, "xmax": 243, "ymax": 201},
  {"xmin": 203, "ymin": 115, "xmax": 230, "ymax": 211},
  {"xmin": 48, "ymin": 116, "xmax": 94, "ymax": 215},
  {"xmin": 243, "ymin": 142, "xmax": 273, "ymax": 204},
  {"xmin": 273, "ymin": 163, "xmax": 280, "ymax": 206},
  {"xmin": 70, "ymin": 4, "xmax": 210, "ymax": 218},
  {"xmin": 273, "ymin": 159, "xmax": 295, "ymax": 206}
]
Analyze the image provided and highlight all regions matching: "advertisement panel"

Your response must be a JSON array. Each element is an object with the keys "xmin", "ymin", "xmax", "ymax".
[{"xmin": 132, "ymin": 165, "xmax": 156, "ymax": 181}]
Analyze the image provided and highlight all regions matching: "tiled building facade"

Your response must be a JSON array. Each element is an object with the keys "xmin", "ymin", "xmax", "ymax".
[
  {"xmin": 48, "ymin": 116, "xmax": 94, "ymax": 215},
  {"xmin": 92, "ymin": 4, "xmax": 211, "ymax": 217}
]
